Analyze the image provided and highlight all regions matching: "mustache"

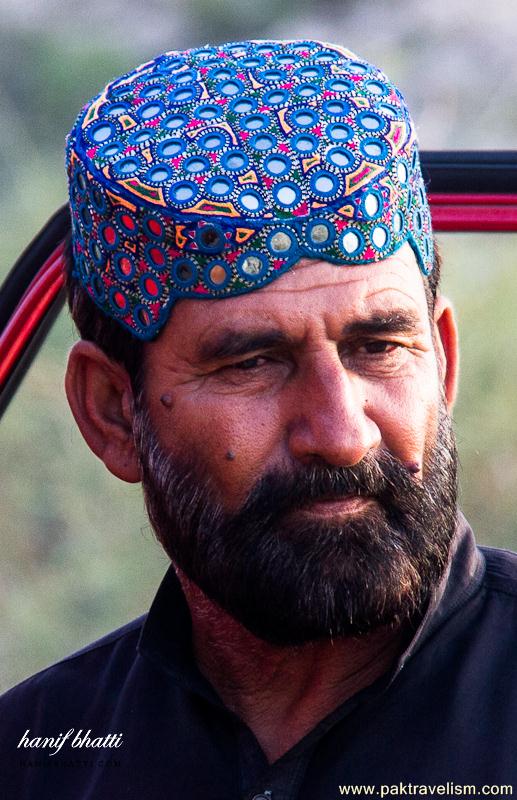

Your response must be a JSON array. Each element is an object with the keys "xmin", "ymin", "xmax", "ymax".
[{"xmin": 231, "ymin": 449, "xmax": 425, "ymax": 524}]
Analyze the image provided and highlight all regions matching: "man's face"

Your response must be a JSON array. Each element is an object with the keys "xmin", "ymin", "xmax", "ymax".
[{"xmin": 134, "ymin": 243, "xmax": 458, "ymax": 644}]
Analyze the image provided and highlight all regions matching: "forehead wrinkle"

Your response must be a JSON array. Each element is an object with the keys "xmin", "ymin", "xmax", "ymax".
[
  {"xmin": 264, "ymin": 271, "xmax": 367, "ymax": 295},
  {"xmin": 264, "ymin": 250, "xmax": 422, "ymax": 300},
  {"xmin": 364, "ymin": 287, "xmax": 426, "ymax": 309}
]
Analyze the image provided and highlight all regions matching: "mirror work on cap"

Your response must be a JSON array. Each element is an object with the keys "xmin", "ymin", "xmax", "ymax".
[{"xmin": 66, "ymin": 39, "xmax": 434, "ymax": 340}]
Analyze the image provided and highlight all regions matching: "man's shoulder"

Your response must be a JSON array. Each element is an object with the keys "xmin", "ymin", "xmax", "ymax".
[
  {"xmin": 480, "ymin": 543, "xmax": 517, "ymax": 597},
  {"xmin": 0, "ymin": 615, "xmax": 146, "ymax": 720}
]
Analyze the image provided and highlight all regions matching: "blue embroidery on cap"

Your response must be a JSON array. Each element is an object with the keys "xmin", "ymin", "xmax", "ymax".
[{"xmin": 67, "ymin": 39, "xmax": 434, "ymax": 340}]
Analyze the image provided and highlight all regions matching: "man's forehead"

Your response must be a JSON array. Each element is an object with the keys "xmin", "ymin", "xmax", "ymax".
[
  {"xmin": 162, "ymin": 243, "xmax": 429, "ymax": 353},
  {"xmin": 263, "ymin": 241, "xmax": 424, "ymax": 297}
]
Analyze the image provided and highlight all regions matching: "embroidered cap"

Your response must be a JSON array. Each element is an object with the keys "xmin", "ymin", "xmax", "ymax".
[{"xmin": 66, "ymin": 39, "xmax": 433, "ymax": 340}]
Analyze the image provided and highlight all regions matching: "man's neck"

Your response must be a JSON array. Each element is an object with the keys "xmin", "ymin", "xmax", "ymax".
[{"xmin": 177, "ymin": 571, "xmax": 408, "ymax": 764}]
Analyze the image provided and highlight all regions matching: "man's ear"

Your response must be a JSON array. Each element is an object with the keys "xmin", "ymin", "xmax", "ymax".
[
  {"xmin": 65, "ymin": 341, "xmax": 141, "ymax": 483},
  {"xmin": 432, "ymin": 295, "xmax": 459, "ymax": 411}
]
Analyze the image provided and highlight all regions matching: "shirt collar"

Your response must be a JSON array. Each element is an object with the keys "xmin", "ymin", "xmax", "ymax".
[
  {"xmin": 138, "ymin": 563, "xmax": 224, "ymax": 705},
  {"xmin": 391, "ymin": 510, "xmax": 485, "ymax": 678}
]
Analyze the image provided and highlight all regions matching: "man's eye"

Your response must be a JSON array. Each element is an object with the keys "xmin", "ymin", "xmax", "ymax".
[
  {"xmin": 230, "ymin": 356, "xmax": 267, "ymax": 370},
  {"xmin": 360, "ymin": 340, "xmax": 399, "ymax": 355}
]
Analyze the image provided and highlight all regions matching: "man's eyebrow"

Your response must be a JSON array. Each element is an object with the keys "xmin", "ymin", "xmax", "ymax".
[
  {"xmin": 198, "ymin": 329, "xmax": 291, "ymax": 362},
  {"xmin": 341, "ymin": 309, "xmax": 423, "ymax": 338},
  {"xmin": 198, "ymin": 311, "xmax": 423, "ymax": 361}
]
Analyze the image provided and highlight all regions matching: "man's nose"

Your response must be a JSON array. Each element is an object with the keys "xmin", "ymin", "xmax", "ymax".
[{"xmin": 286, "ymin": 353, "xmax": 382, "ymax": 467}]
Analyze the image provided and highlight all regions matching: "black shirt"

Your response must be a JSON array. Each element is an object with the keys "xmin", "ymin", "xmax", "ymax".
[{"xmin": 1, "ymin": 514, "xmax": 517, "ymax": 799}]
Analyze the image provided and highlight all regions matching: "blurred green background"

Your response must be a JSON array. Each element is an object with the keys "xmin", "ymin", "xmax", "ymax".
[{"xmin": 2, "ymin": 0, "xmax": 517, "ymax": 691}]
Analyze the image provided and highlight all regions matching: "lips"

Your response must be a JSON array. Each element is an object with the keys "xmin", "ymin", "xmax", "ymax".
[{"xmin": 297, "ymin": 494, "xmax": 375, "ymax": 518}]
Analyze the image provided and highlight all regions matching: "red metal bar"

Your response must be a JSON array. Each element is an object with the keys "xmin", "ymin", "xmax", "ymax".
[
  {"xmin": 0, "ymin": 243, "xmax": 65, "ymax": 391},
  {"xmin": 430, "ymin": 204, "xmax": 517, "ymax": 232},
  {"xmin": 429, "ymin": 193, "xmax": 517, "ymax": 206},
  {"xmin": 428, "ymin": 193, "xmax": 517, "ymax": 231}
]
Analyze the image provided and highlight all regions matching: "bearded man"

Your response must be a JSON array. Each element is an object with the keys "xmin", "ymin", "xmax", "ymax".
[{"xmin": 1, "ymin": 39, "xmax": 516, "ymax": 799}]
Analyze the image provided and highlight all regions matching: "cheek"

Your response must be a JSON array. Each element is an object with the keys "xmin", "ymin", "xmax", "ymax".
[
  {"xmin": 151, "ymin": 390, "xmax": 284, "ymax": 508},
  {"xmin": 365, "ymin": 367, "xmax": 440, "ymax": 463}
]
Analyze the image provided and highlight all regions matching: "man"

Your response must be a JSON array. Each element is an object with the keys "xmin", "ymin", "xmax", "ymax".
[{"xmin": 1, "ymin": 38, "xmax": 516, "ymax": 799}]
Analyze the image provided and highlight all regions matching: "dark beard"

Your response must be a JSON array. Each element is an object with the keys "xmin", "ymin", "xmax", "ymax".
[{"xmin": 133, "ymin": 402, "xmax": 458, "ymax": 646}]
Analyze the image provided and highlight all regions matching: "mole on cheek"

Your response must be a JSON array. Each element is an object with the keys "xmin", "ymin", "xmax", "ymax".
[
  {"xmin": 225, "ymin": 450, "xmax": 236, "ymax": 461},
  {"xmin": 160, "ymin": 393, "xmax": 173, "ymax": 409}
]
